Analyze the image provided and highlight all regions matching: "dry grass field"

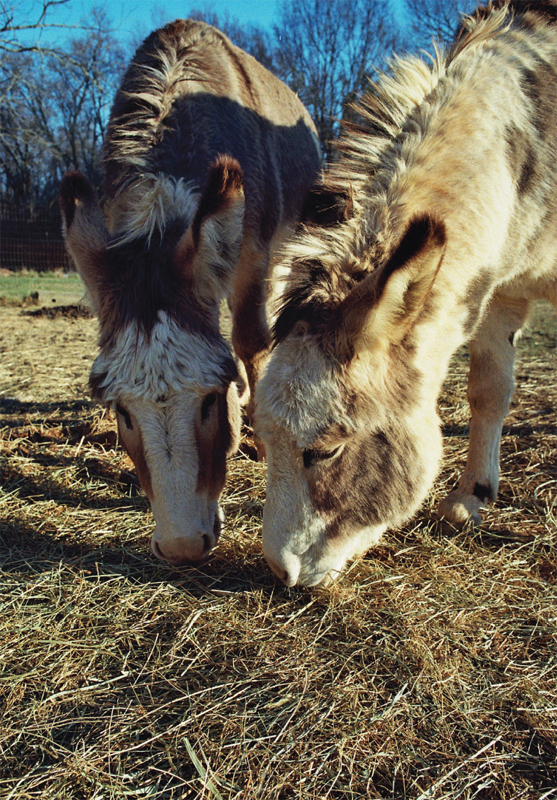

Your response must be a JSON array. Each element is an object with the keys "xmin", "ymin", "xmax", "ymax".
[{"xmin": 0, "ymin": 276, "xmax": 555, "ymax": 799}]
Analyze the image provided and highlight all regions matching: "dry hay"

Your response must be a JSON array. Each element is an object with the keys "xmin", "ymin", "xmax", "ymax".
[{"xmin": 0, "ymin": 302, "xmax": 555, "ymax": 799}]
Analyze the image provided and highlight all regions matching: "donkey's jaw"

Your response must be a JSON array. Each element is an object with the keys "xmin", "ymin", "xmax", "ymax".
[
  {"xmin": 151, "ymin": 533, "xmax": 214, "ymax": 567},
  {"xmin": 151, "ymin": 534, "xmax": 212, "ymax": 565}
]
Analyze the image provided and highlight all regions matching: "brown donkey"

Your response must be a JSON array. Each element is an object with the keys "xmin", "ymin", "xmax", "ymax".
[
  {"xmin": 60, "ymin": 19, "xmax": 321, "ymax": 565},
  {"xmin": 256, "ymin": 1, "xmax": 557, "ymax": 586}
]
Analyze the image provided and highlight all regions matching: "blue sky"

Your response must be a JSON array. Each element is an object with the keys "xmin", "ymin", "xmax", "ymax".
[
  {"xmin": 90, "ymin": 0, "xmax": 279, "ymax": 41},
  {"xmin": 28, "ymin": 1, "xmax": 282, "ymax": 48},
  {"xmin": 24, "ymin": 0, "xmax": 407, "ymax": 50}
]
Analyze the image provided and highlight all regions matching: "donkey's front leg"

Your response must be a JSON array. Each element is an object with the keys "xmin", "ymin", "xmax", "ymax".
[
  {"xmin": 230, "ymin": 243, "xmax": 272, "ymax": 460},
  {"xmin": 439, "ymin": 295, "xmax": 529, "ymax": 525}
]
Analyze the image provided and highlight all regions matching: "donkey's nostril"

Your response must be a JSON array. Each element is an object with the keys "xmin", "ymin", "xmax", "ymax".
[
  {"xmin": 265, "ymin": 553, "xmax": 301, "ymax": 586},
  {"xmin": 151, "ymin": 539, "xmax": 168, "ymax": 562},
  {"xmin": 267, "ymin": 558, "xmax": 288, "ymax": 584}
]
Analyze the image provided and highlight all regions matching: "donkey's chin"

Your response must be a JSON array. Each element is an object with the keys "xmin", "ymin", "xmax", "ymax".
[
  {"xmin": 266, "ymin": 522, "xmax": 388, "ymax": 587},
  {"xmin": 151, "ymin": 505, "xmax": 224, "ymax": 566},
  {"xmin": 296, "ymin": 554, "xmax": 354, "ymax": 588}
]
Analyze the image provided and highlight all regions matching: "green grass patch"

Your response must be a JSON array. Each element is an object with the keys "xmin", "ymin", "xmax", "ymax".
[{"xmin": 0, "ymin": 270, "xmax": 86, "ymax": 306}]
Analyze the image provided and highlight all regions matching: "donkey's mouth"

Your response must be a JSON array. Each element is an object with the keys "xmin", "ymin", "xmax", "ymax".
[
  {"xmin": 151, "ymin": 508, "xmax": 223, "ymax": 566},
  {"xmin": 151, "ymin": 537, "xmax": 211, "ymax": 566}
]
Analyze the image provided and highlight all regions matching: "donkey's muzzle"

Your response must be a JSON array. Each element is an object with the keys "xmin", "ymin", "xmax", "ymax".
[{"xmin": 150, "ymin": 509, "xmax": 222, "ymax": 566}]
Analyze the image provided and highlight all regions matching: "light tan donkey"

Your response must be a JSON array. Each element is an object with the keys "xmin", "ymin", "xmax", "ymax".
[{"xmin": 256, "ymin": 1, "xmax": 557, "ymax": 586}]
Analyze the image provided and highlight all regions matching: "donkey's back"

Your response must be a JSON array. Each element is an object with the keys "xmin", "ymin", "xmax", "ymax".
[{"xmin": 103, "ymin": 20, "xmax": 320, "ymax": 245}]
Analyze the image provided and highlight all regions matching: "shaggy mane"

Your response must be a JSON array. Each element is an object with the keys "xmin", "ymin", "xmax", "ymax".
[
  {"xmin": 449, "ymin": 1, "xmax": 557, "ymax": 63},
  {"xmin": 273, "ymin": 0, "xmax": 554, "ymax": 346},
  {"xmin": 462, "ymin": 0, "xmax": 557, "ymax": 28},
  {"xmin": 104, "ymin": 20, "xmax": 224, "ymax": 186}
]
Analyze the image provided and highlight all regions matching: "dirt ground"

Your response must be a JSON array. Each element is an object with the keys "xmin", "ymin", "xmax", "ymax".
[{"xmin": 0, "ymin": 299, "xmax": 555, "ymax": 799}]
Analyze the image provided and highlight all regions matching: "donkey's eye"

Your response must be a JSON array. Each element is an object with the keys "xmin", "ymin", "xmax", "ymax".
[
  {"xmin": 201, "ymin": 392, "xmax": 217, "ymax": 422},
  {"xmin": 116, "ymin": 403, "xmax": 133, "ymax": 431},
  {"xmin": 303, "ymin": 445, "xmax": 341, "ymax": 469}
]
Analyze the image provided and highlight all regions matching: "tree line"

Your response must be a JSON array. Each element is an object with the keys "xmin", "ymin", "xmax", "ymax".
[{"xmin": 0, "ymin": 0, "xmax": 476, "ymax": 207}]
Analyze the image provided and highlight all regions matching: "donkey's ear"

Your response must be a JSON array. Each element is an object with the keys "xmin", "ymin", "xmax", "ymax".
[
  {"xmin": 334, "ymin": 215, "xmax": 446, "ymax": 361},
  {"xmin": 175, "ymin": 156, "xmax": 245, "ymax": 304},
  {"xmin": 59, "ymin": 171, "xmax": 109, "ymax": 315}
]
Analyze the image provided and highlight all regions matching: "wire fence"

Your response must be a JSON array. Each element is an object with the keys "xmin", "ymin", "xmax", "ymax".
[{"xmin": 0, "ymin": 201, "xmax": 72, "ymax": 272}]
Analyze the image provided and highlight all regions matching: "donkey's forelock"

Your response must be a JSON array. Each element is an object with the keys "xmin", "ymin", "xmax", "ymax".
[
  {"xmin": 258, "ymin": 331, "xmax": 361, "ymax": 449},
  {"xmin": 96, "ymin": 227, "xmax": 212, "ymax": 343},
  {"xmin": 106, "ymin": 174, "xmax": 200, "ymax": 246},
  {"xmin": 90, "ymin": 311, "xmax": 237, "ymax": 403},
  {"xmin": 272, "ymin": 239, "xmax": 370, "ymax": 349}
]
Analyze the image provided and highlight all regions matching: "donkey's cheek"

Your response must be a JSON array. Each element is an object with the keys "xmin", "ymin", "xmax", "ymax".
[
  {"xmin": 117, "ymin": 418, "xmax": 154, "ymax": 500},
  {"xmin": 129, "ymin": 444, "xmax": 154, "ymax": 501},
  {"xmin": 194, "ymin": 393, "xmax": 233, "ymax": 500}
]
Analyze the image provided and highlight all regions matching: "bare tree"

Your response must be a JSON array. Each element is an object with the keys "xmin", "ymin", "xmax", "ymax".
[
  {"xmin": 272, "ymin": 0, "xmax": 402, "ymax": 160},
  {"xmin": 0, "ymin": 0, "xmax": 80, "ymax": 54},
  {"xmin": 47, "ymin": 22, "xmax": 125, "ymax": 181},
  {"xmin": 0, "ymin": 52, "xmax": 37, "ymax": 201},
  {"xmin": 0, "ymin": 9, "xmax": 125, "ymax": 203},
  {"xmin": 404, "ymin": 0, "xmax": 478, "ymax": 51}
]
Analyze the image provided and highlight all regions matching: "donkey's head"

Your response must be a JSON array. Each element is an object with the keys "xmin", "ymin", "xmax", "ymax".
[
  {"xmin": 60, "ymin": 158, "xmax": 245, "ymax": 564},
  {"xmin": 256, "ymin": 216, "xmax": 447, "ymax": 586}
]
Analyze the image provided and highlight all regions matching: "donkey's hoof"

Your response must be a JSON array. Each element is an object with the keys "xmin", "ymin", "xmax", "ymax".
[{"xmin": 438, "ymin": 492, "xmax": 482, "ymax": 527}]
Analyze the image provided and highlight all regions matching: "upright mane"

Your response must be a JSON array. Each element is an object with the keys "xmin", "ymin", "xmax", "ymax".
[
  {"xmin": 94, "ymin": 21, "xmax": 243, "ymax": 330},
  {"xmin": 273, "ymin": 0, "xmax": 557, "ymax": 346},
  {"xmin": 104, "ymin": 20, "xmax": 226, "ymax": 190}
]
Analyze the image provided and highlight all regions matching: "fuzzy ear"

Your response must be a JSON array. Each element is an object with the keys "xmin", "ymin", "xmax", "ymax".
[
  {"xmin": 174, "ymin": 156, "xmax": 245, "ymax": 304},
  {"xmin": 334, "ymin": 215, "xmax": 446, "ymax": 361},
  {"xmin": 59, "ymin": 171, "xmax": 109, "ymax": 315}
]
